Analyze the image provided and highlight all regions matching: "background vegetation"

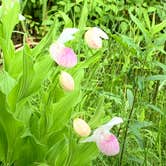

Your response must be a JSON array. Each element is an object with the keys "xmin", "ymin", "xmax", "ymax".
[{"xmin": 0, "ymin": 0, "xmax": 166, "ymax": 165}]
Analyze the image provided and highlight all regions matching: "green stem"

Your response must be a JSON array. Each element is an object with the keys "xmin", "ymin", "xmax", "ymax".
[
  {"xmin": 42, "ymin": 0, "xmax": 48, "ymax": 25},
  {"xmin": 119, "ymin": 88, "xmax": 137, "ymax": 166}
]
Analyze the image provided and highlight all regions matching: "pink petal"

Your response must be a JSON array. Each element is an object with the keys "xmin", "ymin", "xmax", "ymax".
[
  {"xmin": 49, "ymin": 43, "xmax": 77, "ymax": 68},
  {"xmin": 56, "ymin": 47, "xmax": 77, "ymax": 68},
  {"xmin": 96, "ymin": 133, "xmax": 120, "ymax": 156}
]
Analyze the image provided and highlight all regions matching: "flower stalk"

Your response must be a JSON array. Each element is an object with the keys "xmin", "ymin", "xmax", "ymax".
[{"xmin": 119, "ymin": 88, "xmax": 137, "ymax": 165}]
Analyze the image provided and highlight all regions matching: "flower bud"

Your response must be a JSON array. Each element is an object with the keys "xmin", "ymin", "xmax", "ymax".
[
  {"xmin": 84, "ymin": 27, "xmax": 108, "ymax": 49},
  {"xmin": 59, "ymin": 71, "xmax": 74, "ymax": 91},
  {"xmin": 73, "ymin": 118, "xmax": 91, "ymax": 137},
  {"xmin": 96, "ymin": 133, "xmax": 120, "ymax": 156}
]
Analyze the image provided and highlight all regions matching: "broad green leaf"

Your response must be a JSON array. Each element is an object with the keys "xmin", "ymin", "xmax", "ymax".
[
  {"xmin": 8, "ymin": 49, "xmax": 24, "ymax": 79},
  {"xmin": 0, "ymin": 0, "xmax": 19, "ymax": 40},
  {"xmin": 17, "ymin": 45, "xmax": 34, "ymax": 100},
  {"xmin": 49, "ymin": 89, "xmax": 82, "ymax": 132},
  {"xmin": 0, "ymin": 104, "xmax": 23, "ymax": 164},
  {"xmin": 28, "ymin": 55, "xmax": 53, "ymax": 95},
  {"xmin": 8, "ymin": 46, "xmax": 52, "ymax": 111},
  {"xmin": 0, "ymin": 38, "xmax": 15, "ymax": 72},
  {"xmin": 15, "ymin": 134, "xmax": 46, "ymax": 166},
  {"xmin": 48, "ymin": 70, "xmax": 84, "ymax": 133},
  {"xmin": 0, "ymin": 1, "xmax": 20, "ymax": 72},
  {"xmin": 45, "ymin": 138, "xmax": 69, "ymax": 166},
  {"xmin": 0, "ymin": 92, "xmax": 7, "ymax": 162},
  {"xmin": 0, "ymin": 70, "xmax": 16, "ymax": 95},
  {"xmin": 70, "ymin": 143, "xmax": 99, "ymax": 166}
]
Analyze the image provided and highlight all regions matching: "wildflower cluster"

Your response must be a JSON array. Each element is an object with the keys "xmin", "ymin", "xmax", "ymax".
[{"xmin": 49, "ymin": 27, "xmax": 123, "ymax": 156}]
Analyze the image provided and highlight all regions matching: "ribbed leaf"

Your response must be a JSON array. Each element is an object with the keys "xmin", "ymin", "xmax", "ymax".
[
  {"xmin": 0, "ymin": 99, "xmax": 23, "ymax": 164},
  {"xmin": 0, "ymin": 70, "xmax": 16, "ymax": 95}
]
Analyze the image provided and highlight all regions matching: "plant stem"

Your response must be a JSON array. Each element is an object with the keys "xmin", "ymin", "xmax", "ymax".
[
  {"xmin": 119, "ymin": 88, "xmax": 137, "ymax": 166},
  {"xmin": 42, "ymin": 0, "xmax": 48, "ymax": 25}
]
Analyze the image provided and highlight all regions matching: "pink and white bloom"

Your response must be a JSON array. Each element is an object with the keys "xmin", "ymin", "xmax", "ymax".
[
  {"xmin": 81, "ymin": 117, "xmax": 123, "ymax": 156},
  {"xmin": 84, "ymin": 27, "xmax": 108, "ymax": 49},
  {"xmin": 59, "ymin": 71, "xmax": 74, "ymax": 91},
  {"xmin": 49, "ymin": 28, "xmax": 78, "ymax": 68},
  {"xmin": 50, "ymin": 42, "xmax": 77, "ymax": 68}
]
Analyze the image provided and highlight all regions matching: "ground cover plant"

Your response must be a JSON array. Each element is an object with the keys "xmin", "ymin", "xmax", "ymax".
[{"xmin": 0, "ymin": 0, "xmax": 166, "ymax": 166}]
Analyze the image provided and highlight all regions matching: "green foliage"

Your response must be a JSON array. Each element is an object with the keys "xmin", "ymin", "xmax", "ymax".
[
  {"xmin": 0, "ymin": 1, "xmax": 100, "ymax": 166},
  {"xmin": 0, "ymin": 0, "xmax": 165, "ymax": 166}
]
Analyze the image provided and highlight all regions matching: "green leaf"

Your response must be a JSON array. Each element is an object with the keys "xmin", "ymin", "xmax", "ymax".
[
  {"xmin": 127, "ymin": 89, "xmax": 134, "ymax": 109},
  {"xmin": 0, "ymin": 92, "xmax": 7, "ymax": 162},
  {"xmin": 89, "ymin": 96, "xmax": 105, "ymax": 128},
  {"xmin": 48, "ymin": 70, "xmax": 84, "ymax": 133},
  {"xmin": 45, "ymin": 138, "xmax": 69, "ymax": 165},
  {"xmin": 0, "ymin": 38, "xmax": 15, "ymax": 73},
  {"xmin": 154, "ymin": 62, "xmax": 166, "ymax": 72},
  {"xmin": 28, "ymin": 55, "xmax": 53, "ymax": 95},
  {"xmin": 0, "ymin": 0, "xmax": 20, "ymax": 40},
  {"xmin": 49, "ymin": 89, "xmax": 82, "ymax": 132},
  {"xmin": 31, "ymin": 19, "xmax": 58, "ymax": 58},
  {"xmin": 146, "ymin": 104, "xmax": 164, "ymax": 115},
  {"xmin": 8, "ymin": 49, "xmax": 24, "ymax": 79},
  {"xmin": 0, "ymin": 70, "xmax": 16, "ymax": 95},
  {"xmin": 119, "ymin": 34, "xmax": 141, "ymax": 53},
  {"xmin": 0, "ymin": 103, "xmax": 23, "ymax": 164},
  {"xmin": 8, "ymin": 46, "xmax": 52, "ymax": 111},
  {"xmin": 58, "ymin": 11, "xmax": 73, "ymax": 27},
  {"xmin": 129, "ymin": 12, "xmax": 151, "ymax": 43},
  {"xmin": 17, "ymin": 45, "xmax": 34, "ymax": 100},
  {"xmin": 70, "ymin": 143, "xmax": 99, "ymax": 166},
  {"xmin": 15, "ymin": 134, "xmax": 46, "ymax": 166},
  {"xmin": 151, "ymin": 20, "xmax": 166, "ymax": 35},
  {"xmin": 147, "ymin": 75, "xmax": 166, "ymax": 81},
  {"xmin": 78, "ymin": 0, "xmax": 88, "ymax": 29},
  {"xmin": 0, "ymin": 1, "xmax": 20, "ymax": 72}
]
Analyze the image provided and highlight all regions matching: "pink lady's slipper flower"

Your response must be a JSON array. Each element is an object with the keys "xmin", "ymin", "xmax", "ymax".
[
  {"xmin": 59, "ymin": 71, "xmax": 74, "ymax": 91},
  {"xmin": 81, "ymin": 117, "xmax": 123, "ymax": 156},
  {"xmin": 73, "ymin": 118, "xmax": 91, "ymax": 137},
  {"xmin": 84, "ymin": 27, "xmax": 108, "ymax": 49},
  {"xmin": 49, "ymin": 28, "xmax": 78, "ymax": 68}
]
